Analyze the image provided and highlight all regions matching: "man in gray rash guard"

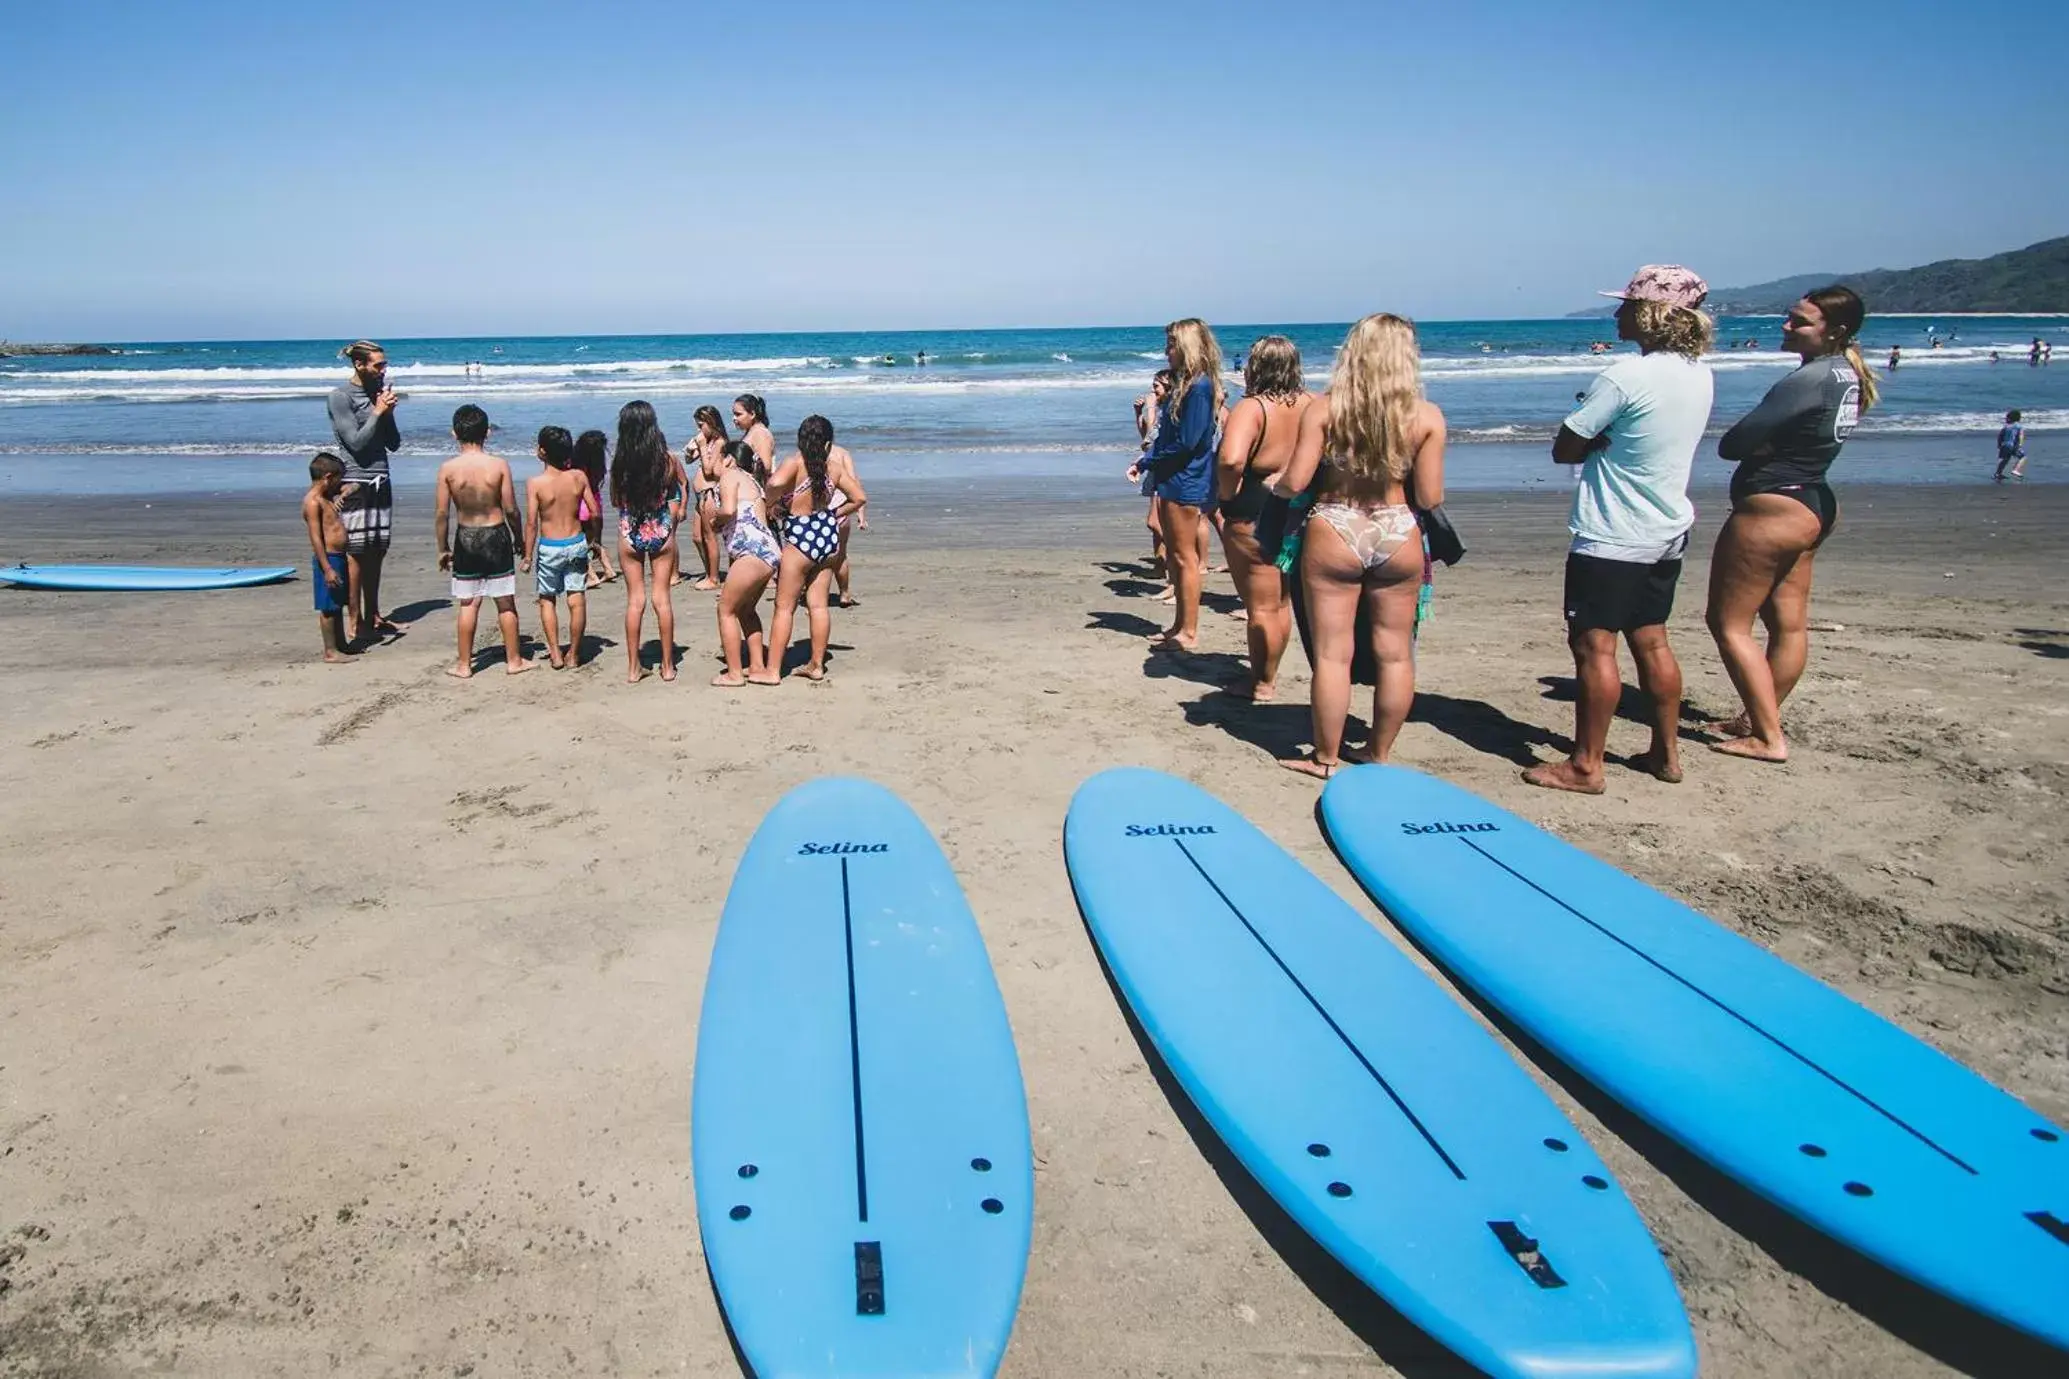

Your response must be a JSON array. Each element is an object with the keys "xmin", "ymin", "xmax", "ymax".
[{"xmin": 327, "ymin": 340, "xmax": 402, "ymax": 643}]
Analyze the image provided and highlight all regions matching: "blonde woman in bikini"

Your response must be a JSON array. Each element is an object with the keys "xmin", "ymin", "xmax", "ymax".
[{"xmin": 1277, "ymin": 314, "xmax": 1446, "ymax": 778}]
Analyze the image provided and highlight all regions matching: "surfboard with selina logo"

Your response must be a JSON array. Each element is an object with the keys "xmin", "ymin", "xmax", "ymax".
[
  {"xmin": 1320, "ymin": 763, "xmax": 2069, "ymax": 1352},
  {"xmin": 692, "ymin": 777, "xmax": 1033, "ymax": 1377},
  {"xmin": 1063, "ymin": 767, "xmax": 1696, "ymax": 1378}
]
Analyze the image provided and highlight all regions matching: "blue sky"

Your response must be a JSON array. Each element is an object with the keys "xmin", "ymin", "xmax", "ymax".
[{"xmin": 3, "ymin": 0, "xmax": 2064, "ymax": 339}]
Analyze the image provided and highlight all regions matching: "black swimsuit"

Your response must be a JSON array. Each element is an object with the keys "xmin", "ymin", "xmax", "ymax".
[
  {"xmin": 1220, "ymin": 397, "xmax": 1279, "ymax": 526},
  {"xmin": 1718, "ymin": 355, "xmax": 1861, "ymax": 545}
]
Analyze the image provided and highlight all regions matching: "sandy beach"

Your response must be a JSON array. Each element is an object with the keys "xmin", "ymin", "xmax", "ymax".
[{"xmin": 2, "ymin": 477, "xmax": 2066, "ymax": 1377}]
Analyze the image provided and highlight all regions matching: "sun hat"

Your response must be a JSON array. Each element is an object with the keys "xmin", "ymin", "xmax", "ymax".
[{"xmin": 1599, "ymin": 265, "xmax": 1708, "ymax": 311}]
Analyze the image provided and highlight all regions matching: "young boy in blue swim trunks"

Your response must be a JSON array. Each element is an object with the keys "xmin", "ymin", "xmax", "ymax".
[
  {"xmin": 525, "ymin": 425, "xmax": 593, "ymax": 669},
  {"xmin": 301, "ymin": 451, "xmax": 354, "ymax": 663}
]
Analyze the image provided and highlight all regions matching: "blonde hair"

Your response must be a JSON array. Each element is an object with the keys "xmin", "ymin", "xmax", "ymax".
[
  {"xmin": 1325, "ymin": 314, "xmax": 1422, "ymax": 482},
  {"xmin": 1242, "ymin": 335, "xmax": 1305, "ymax": 402},
  {"xmin": 1627, "ymin": 299, "xmax": 1714, "ymax": 361},
  {"xmin": 1165, "ymin": 318, "xmax": 1224, "ymax": 426}
]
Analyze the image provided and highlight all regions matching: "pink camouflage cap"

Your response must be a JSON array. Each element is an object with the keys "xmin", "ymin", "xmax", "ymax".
[{"xmin": 1599, "ymin": 264, "xmax": 1708, "ymax": 310}]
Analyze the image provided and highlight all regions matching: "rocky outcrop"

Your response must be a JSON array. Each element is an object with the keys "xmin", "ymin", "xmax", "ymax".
[{"xmin": 0, "ymin": 341, "xmax": 117, "ymax": 357}]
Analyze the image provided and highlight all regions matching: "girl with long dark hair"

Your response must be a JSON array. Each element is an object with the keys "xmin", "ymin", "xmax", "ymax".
[
  {"xmin": 732, "ymin": 393, "xmax": 776, "ymax": 479},
  {"xmin": 609, "ymin": 400, "xmax": 685, "ymax": 682},
  {"xmin": 1704, "ymin": 286, "xmax": 1877, "ymax": 762},
  {"xmin": 758, "ymin": 415, "xmax": 867, "ymax": 682},
  {"xmin": 572, "ymin": 428, "xmax": 619, "ymax": 586},
  {"xmin": 687, "ymin": 404, "xmax": 730, "ymax": 590}
]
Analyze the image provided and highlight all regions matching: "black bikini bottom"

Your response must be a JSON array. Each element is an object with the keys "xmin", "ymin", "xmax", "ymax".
[{"xmin": 1739, "ymin": 481, "xmax": 1836, "ymax": 544}]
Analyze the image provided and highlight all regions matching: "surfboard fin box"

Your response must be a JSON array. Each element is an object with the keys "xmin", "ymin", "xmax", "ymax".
[
  {"xmin": 854, "ymin": 1240, "xmax": 885, "ymax": 1315},
  {"xmin": 1489, "ymin": 1220, "xmax": 1566, "ymax": 1289}
]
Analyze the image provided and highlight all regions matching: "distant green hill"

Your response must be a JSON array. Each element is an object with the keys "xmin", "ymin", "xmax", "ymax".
[{"xmin": 1570, "ymin": 236, "xmax": 2069, "ymax": 316}]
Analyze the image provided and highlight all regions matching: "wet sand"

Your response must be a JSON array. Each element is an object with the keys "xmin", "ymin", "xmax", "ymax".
[{"xmin": 2, "ymin": 480, "xmax": 2065, "ymax": 1376}]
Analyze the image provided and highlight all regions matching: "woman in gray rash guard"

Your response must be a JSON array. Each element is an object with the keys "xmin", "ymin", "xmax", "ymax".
[{"xmin": 1703, "ymin": 285, "xmax": 1878, "ymax": 763}]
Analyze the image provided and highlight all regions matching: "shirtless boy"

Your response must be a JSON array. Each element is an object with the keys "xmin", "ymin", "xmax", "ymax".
[
  {"xmin": 301, "ymin": 451, "xmax": 354, "ymax": 663},
  {"xmin": 526, "ymin": 425, "xmax": 593, "ymax": 668},
  {"xmin": 434, "ymin": 404, "xmax": 533, "ymax": 678}
]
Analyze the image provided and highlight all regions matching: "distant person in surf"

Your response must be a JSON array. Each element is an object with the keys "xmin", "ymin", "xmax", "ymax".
[
  {"xmin": 1703, "ymin": 285, "xmax": 1877, "ymax": 763},
  {"xmin": 1526, "ymin": 265, "xmax": 1715, "ymax": 795},
  {"xmin": 326, "ymin": 340, "xmax": 402, "ymax": 646},
  {"xmin": 1995, "ymin": 409, "xmax": 2026, "ymax": 482},
  {"xmin": 1888, "ymin": 345, "xmax": 1901, "ymax": 371}
]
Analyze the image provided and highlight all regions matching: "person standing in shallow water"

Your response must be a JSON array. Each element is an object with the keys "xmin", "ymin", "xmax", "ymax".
[
  {"xmin": 1524, "ymin": 265, "xmax": 1715, "ymax": 795},
  {"xmin": 326, "ymin": 340, "xmax": 402, "ymax": 645},
  {"xmin": 1703, "ymin": 285, "xmax": 1877, "ymax": 763},
  {"xmin": 1143, "ymin": 319, "xmax": 1224, "ymax": 652}
]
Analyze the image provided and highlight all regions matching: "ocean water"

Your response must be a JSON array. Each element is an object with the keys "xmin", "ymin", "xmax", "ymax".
[{"xmin": 2, "ymin": 318, "xmax": 2064, "ymax": 495}]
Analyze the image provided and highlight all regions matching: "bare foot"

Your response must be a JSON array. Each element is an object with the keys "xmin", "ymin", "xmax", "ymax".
[
  {"xmin": 506, "ymin": 659, "xmax": 537, "ymax": 675},
  {"xmin": 693, "ymin": 579, "xmax": 719, "ymax": 591},
  {"xmin": 796, "ymin": 664, "xmax": 827, "ymax": 682},
  {"xmin": 1702, "ymin": 713, "xmax": 1752, "ymax": 739},
  {"xmin": 1628, "ymin": 749, "xmax": 1683, "ymax": 783},
  {"xmin": 373, "ymin": 617, "xmax": 401, "ymax": 635},
  {"xmin": 322, "ymin": 652, "xmax": 358, "ymax": 665},
  {"xmin": 547, "ymin": 651, "xmax": 567, "ymax": 670},
  {"xmin": 659, "ymin": 663, "xmax": 677, "ymax": 683},
  {"xmin": 1280, "ymin": 754, "xmax": 1341, "ymax": 781},
  {"xmin": 1154, "ymin": 588, "xmax": 1176, "ymax": 604},
  {"xmin": 1242, "ymin": 681, "xmax": 1277, "ymax": 703},
  {"xmin": 1711, "ymin": 736, "xmax": 1787, "ymax": 763},
  {"xmin": 1521, "ymin": 760, "xmax": 1606, "ymax": 794},
  {"xmin": 626, "ymin": 666, "xmax": 646, "ymax": 684},
  {"xmin": 1227, "ymin": 607, "xmax": 1249, "ymax": 620},
  {"xmin": 446, "ymin": 664, "xmax": 474, "ymax": 680},
  {"xmin": 746, "ymin": 672, "xmax": 780, "ymax": 686},
  {"xmin": 1148, "ymin": 633, "xmax": 1198, "ymax": 653},
  {"xmin": 711, "ymin": 672, "xmax": 746, "ymax": 688},
  {"xmin": 838, "ymin": 596, "xmax": 859, "ymax": 608}
]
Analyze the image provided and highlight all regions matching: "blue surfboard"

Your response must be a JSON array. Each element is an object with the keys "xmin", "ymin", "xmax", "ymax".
[
  {"xmin": 1320, "ymin": 764, "xmax": 2069, "ymax": 1351},
  {"xmin": 691, "ymin": 778, "xmax": 1033, "ymax": 1378},
  {"xmin": 1065, "ymin": 768, "xmax": 1696, "ymax": 1379},
  {"xmin": 0, "ymin": 563, "xmax": 296, "ymax": 591}
]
